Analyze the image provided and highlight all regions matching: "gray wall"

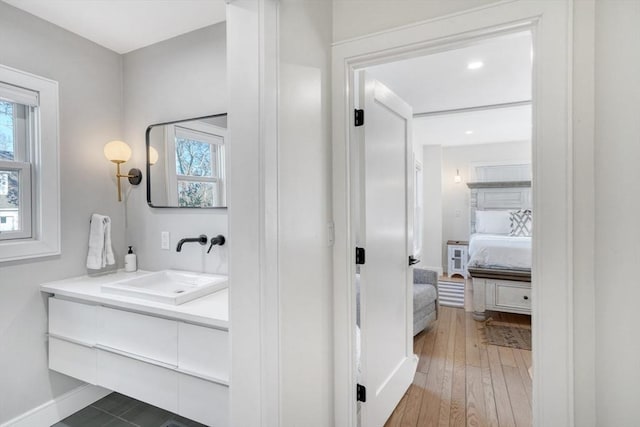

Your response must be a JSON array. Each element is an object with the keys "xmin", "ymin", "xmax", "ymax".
[
  {"xmin": 0, "ymin": 3, "xmax": 124, "ymax": 423},
  {"xmin": 122, "ymin": 23, "xmax": 228, "ymax": 275}
]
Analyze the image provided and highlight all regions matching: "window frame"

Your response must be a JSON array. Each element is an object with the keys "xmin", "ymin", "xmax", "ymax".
[
  {"xmin": 0, "ymin": 64, "xmax": 60, "ymax": 262},
  {"xmin": 0, "ymin": 160, "xmax": 32, "ymax": 240},
  {"xmin": 164, "ymin": 121, "xmax": 226, "ymax": 207}
]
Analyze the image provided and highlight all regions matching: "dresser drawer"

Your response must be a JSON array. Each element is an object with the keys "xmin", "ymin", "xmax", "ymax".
[
  {"xmin": 97, "ymin": 349, "xmax": 178, "ymax": 412},
  {"xmin": 49, "ymin": 298, "xmax": 97, "ymax": 344},
  {"xmin": 178, "ymin": 323, "xmax": 229, "ymax": 382},
  {"xmin": 493, "ymin": 283, "xmax": 531, "ymax": 310},
  {"xmin": 98, "ymin": 307, "xmax": 178, "ymax": 365}
]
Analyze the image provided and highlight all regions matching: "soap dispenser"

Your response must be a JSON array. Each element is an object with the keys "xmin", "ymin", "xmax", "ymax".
[{"xmin": 124, "ymin": 246, "xmax": 137, "ymax": 272}]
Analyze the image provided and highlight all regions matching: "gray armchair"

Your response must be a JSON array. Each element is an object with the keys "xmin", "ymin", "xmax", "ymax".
[{"xmin": 413, "ymin": 268, "xmax": 438, "ymax": 335}]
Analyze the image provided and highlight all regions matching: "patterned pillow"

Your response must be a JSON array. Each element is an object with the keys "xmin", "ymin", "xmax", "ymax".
[{"xmin": 510, "ymin": 209, "xmax": 532, "ymax": 237}]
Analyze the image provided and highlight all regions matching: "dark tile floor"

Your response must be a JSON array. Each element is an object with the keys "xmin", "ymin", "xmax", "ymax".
[{"xmin": 52, "ymin": 392, "xmax": 207, "ymax": 427}]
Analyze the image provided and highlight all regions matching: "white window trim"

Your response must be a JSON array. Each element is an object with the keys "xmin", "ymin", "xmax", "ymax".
[{"xmin": 0, "ymin": 64, "xmax": 60, "ymax": 262}]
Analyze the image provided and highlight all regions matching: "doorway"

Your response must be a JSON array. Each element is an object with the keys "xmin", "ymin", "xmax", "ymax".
[
  {"xmin": 355, "ymin": 29, "xmax": 534, "ymax": 426},
  {"xmin": 332, "ymin": 2, "xmax": 572, "ymax": 426}
]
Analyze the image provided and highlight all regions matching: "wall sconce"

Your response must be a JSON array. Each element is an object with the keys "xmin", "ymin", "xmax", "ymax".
[
  {"xmin": 454, "ymin": 169, "xmax": 462, "ymax": 184},
  {"xmin": 103, "ymin": 140, "xmax": 142, "ymax": 202}
]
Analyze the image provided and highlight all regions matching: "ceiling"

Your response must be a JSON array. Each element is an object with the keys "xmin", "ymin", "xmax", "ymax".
[
  {"xmin": 2, "ymin": 0, "xmax": 226, "ymax": 54},
  {"xmin": 367, "ymin": 31, "xmax": 532, "ymax": 146},
  {"xmin": 413, "ymin": 104, "xmax": 531, "ymax": 147}
]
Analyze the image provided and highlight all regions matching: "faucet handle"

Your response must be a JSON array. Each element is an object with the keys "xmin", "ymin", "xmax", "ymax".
[{"xmin": 207, "ymin": 235, "xmax": 226, "ymax": 254}]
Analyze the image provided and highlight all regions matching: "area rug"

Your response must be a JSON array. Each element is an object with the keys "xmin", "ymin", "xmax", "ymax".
[{"xmin": 482, "ymin": 323, "xmax": 532, "ymax": 350}]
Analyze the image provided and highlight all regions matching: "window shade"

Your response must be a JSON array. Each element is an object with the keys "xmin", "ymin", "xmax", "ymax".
[{"xmin": 0, "ymin": 81, "xmax": 39, "ymax": 107}]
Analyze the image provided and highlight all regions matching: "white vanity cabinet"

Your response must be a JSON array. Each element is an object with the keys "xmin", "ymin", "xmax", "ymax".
[{"xmin": 48, "ymin": 296, "xmax": 229, "ymax": 427}]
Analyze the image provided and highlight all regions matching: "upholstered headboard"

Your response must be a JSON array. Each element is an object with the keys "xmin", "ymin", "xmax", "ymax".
[{"xmin": 467, "ymin": 181, "xmax": 532, "ymax": 234}]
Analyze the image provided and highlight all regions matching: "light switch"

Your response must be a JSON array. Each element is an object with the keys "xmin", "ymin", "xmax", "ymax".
[{"xmin": 161, "ymin": 232, "xmax": 170, "ymax": 250}]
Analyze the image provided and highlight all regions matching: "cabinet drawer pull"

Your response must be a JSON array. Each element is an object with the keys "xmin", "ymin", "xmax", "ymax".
[{"xmin": 523, "ymin": 296, "xmax": 529, "ymax": 300}]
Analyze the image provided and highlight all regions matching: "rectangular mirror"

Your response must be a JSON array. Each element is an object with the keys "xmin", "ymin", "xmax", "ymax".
[{"xmin": 146, "ymin": 114, "xmax": 227, "ymax": 208}]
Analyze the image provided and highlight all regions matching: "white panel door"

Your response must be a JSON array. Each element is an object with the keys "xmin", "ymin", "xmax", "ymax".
[{"xmin": 358, "ymin": 71, "xmax": 417, "ymax": 426}]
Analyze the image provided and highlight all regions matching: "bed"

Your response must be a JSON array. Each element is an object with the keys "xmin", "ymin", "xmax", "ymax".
[{"xmin": 467, "ymin": 181, "xmax": 532, "ymax": 320}]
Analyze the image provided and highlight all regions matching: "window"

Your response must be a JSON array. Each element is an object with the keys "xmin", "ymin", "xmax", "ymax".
[
  {"xmin": 166, "ymin": 122, "xmax": 225, "ymax": 207},
  {"xmin": 0, "ymin": 96, "xmax": 33, "ymax": 240},
  {"xmin": 0, "ymin": 64, "xmax": 60, "ymax": 262}
]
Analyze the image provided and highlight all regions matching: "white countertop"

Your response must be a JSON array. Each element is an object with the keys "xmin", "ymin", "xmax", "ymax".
[{"xmin": 40, "ymin": 270, "xmax": 229, "ymax": 330}]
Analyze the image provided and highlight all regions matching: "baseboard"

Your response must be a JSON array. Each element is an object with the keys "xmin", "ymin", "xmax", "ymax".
[{"xmin": 0, "ymin": 384, "xmax": 111, "ymax": 427}]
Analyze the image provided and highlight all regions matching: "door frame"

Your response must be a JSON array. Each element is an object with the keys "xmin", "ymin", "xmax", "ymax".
[{"xmin": 331, "ymin": 1, "xmax": 574, "ymax": 426}]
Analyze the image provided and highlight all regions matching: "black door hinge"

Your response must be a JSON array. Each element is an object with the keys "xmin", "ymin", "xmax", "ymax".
[
  {"xmin": 357, "ymin": 383, "xmax": 367, "ymax": 402},
  {"xmin": 355, "ymin": 247, "xmax": 366, "ymax": 265},
  {"xmin": 354, "ymin": 109, "xmax": 364, "ymax": 127}
]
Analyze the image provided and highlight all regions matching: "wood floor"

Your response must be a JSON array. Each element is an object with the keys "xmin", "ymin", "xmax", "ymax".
[{"xmin": 384, "ymin": 306, "xmax": 532, "ymax": 427}]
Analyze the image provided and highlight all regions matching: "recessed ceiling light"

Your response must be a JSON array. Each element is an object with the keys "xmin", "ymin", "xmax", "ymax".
[
  {"xmin": 467, "ymin": 61, "xmax": 484, "ymax": 70},
  {"xmin": 465, "ymin": 130, "xmax": 473, "ymax": 135}
]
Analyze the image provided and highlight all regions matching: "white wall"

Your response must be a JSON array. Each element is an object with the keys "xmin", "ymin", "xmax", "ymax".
[
  {"xmin": 441, "ymin": 140, "xmax": 531, "ymax": 270},
  {"xmin": 122, "ymin": 23, "xmax": 228, "ymax": 274},
  {"xmin": 333, "ymin": 0, "xmax": 500, "ymax": 42},
  {"xmin": 594, "ymin": 1, "xmax": 640, "ymax": 425},
  {"xmin": 572, "ymin": 1, "xmax": 596, "ymax": 426},
  {"xmin": 334, "ymin": 3, "xmax": 599, "ymax": 423},
  {"xmin": 0, "ymin": 3, "xmax": 124, "ymax": 422},
  {"xmin": 421, "ymin": 145, "xmax": 443, "ymax": 274},
  {"xmin": 278, "ymin": 1, "xmax": 334, "ymax": 425}
]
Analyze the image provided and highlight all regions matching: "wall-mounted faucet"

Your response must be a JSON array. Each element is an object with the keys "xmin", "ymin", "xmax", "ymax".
[
  {"xmin": 176, "ymin": 234, "xmax": 207, "ymax": 252},
  {"xmin": 207, "ymin": 234, "xmax": 226, "ymax": 253}
]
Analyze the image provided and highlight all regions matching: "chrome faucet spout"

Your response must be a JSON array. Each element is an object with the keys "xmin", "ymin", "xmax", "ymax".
[{"xmin": 176, "ymin": 234, "xmax": 208, "ymax": 252}]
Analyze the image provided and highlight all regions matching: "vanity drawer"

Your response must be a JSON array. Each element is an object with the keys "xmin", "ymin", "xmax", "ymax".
[
  {"xmin": 49, "ymin": 337, "xmax": 96, "ymax": 384},
  {"xmin": 493, "ymin": 283, "xmax": 531, "ymax": 310},
  {"xmin": 179, "ymin": 374, "xmax": 229, "ymax": 427},
  {"xmin": 49, "ymin": 297, "xmax": 97, "ymax": 344},
  {"xmin": 97, "ymin": 349, "xmax": 178, "ymax": 413},
  {"xmin": 178, "ymin": 323, "xmax": 229, "ymax": 382},
  {"xmin": 98, "ymin": 306, "xmax": 178, "ymax": 365}
]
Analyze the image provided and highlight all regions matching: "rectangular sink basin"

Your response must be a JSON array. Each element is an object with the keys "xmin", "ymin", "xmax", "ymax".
[{"xmin": 101, "ymin": 270, "xmax": 227, "ymax": 305}]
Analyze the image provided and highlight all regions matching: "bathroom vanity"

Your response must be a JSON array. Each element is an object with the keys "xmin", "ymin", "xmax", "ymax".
[{"xmin": 40, "ymin": 270, "xmax": 229, "ymax": 427}]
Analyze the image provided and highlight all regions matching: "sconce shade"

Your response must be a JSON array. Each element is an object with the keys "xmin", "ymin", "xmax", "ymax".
[
  {"xmin": 104, "ymin": 140, "xmax": 132, "ymax": 163},
  {"xmin": 454, "ymin": 169, "xmax": 462, "ymax": 184},
  {"xmin": 104, "ymin": 139, "xmax": 141, "ymax": 201},
  {"xmin": 148, "ymin": 146, "xmax": 159, "ymax": 165}
]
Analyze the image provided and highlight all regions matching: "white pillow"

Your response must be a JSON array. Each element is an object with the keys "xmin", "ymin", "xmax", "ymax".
[{"xmin": 475, "ymin": 210, "xmax": 511, "ymax": 234}]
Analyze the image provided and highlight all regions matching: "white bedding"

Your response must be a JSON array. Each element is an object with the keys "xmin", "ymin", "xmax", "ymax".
[{"xmin": 468, "ymin": 233, "xmax": 532, "ymax": 270}]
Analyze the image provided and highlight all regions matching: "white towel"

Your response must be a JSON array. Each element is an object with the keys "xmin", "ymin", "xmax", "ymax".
[{"xmin": 86, "ymin": 213, "xmax": 115, "ymax": 269}]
